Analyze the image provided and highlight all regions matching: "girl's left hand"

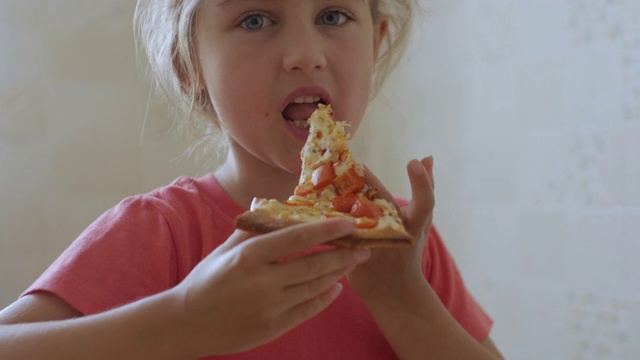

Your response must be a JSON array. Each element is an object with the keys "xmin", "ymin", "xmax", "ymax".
[{"xmin": 347, "ymin": 156, "xmax": 435, "ymax": 303}]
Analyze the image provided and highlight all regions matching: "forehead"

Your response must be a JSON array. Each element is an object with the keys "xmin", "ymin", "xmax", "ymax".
[{"xmin": 215, "ymin": 0, "xmax": 367, "ymax": 6}]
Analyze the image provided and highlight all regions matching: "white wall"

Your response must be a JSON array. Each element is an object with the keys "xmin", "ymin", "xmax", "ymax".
[
  {"xmin": 354, "ymin": 0, "xmax": 640, "ymax": 359},
  {"xmin": 0, "ymin": 1, "xmax": 202, "ymax": 306},
  {"xmin": 2, "ymin": 1, "xmax": 639, "ymax": 359}
]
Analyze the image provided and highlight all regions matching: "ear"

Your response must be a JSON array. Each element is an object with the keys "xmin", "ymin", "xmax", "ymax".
[{"xmin": 372, "ymin": 17, "xmax": 389, "ymax": 60}]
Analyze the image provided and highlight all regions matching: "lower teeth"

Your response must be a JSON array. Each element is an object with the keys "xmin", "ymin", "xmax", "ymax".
[{"xmin": 291, "ymin": 120, "xmax": 309, "ymax": 129}]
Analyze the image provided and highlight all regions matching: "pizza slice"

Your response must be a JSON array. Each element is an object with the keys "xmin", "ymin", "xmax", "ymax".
[{"xmin": 235, "ymin": 104, "xmax": 413, "ymax": 248}]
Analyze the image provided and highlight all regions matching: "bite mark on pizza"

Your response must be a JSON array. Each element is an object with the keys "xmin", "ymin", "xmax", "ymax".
[{"xmin": 235, "ymin": 104, "xmax": 413, "ymax": 249}]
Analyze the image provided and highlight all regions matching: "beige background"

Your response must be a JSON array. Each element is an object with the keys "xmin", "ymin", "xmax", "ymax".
[
  {"xmin": 2, "ymin": 1, "xmax": 640, "ymax": 359},
  {"xmin": 0, "ymin": 1, "xmax": 203, "ymax": 305}
]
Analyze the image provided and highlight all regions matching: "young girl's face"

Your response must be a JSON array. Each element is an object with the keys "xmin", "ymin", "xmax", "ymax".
[{"xmin": 195, "ymin": 0, "xmax": 387, "ymax": 175}]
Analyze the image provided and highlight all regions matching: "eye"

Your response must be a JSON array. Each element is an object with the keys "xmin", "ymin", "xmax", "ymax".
[
  {"xmin": 318, "ymin": 10, "xmax": 349, "ymax": 26},
  {"xmin": 240, "ymin": 13, "xmax": 273, "ymax": 31}
]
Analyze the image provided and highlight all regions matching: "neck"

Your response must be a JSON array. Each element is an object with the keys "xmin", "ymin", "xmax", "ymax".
[{"xmin": 214, "ymin": 143, "xmax": 300, "ymax": 209}]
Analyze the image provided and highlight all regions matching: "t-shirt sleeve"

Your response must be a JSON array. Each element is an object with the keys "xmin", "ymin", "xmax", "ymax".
[
  {"xmin": 423, "ymin": 226, "xmax": 493, "ymax": 341},
  {"xmin": 22, "ymin": 196, "xmax": 180, "ymax": 315}
]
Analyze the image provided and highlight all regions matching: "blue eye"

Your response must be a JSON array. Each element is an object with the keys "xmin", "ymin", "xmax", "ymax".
[
  {"xmin": 319, "ymin": 10, "xmax": 348, "ymax": 26},
  {"xmin": 241, "ymin": 14, "xmax": 272, "ymax": 30}
]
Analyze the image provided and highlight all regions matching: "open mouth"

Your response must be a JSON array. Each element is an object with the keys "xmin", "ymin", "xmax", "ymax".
[{"xmin": 282, "ymin": 95, "xmax": 328, "ymax": 129}]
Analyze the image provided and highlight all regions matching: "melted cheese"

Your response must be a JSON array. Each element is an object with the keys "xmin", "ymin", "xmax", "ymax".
[
  {"xmin": 299, "ymin": 104, "xmax": 355, "ymax": 185},
  {"xmin": 250, "ymin": 198, "xmax": 406, "ymax": 231}
]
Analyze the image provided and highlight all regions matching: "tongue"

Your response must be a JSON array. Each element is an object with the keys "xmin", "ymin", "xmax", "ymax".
[{"xmin": 282, "ymin": 102, "xmax": 320, "ymax": 121}]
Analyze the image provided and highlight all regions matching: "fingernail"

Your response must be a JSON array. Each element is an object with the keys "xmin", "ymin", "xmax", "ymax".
[
  {"xmin": 330, "ymin": 282, "xmax": 344, "ymax": 296},
  {"xmin": 424, "ymin": 156, "xmax": 434, "ymax": 173},
  {"xmin": 409, "ymin": 159, "xmax": 424, "ymax": 175},
  {"xmin": 354, "ymin": 248, "xmax": 371, "ymax": 262}
]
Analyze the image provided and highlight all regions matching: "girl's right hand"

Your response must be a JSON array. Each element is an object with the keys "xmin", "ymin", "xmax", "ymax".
[{"xmin": 169, "ymin": 218, "xmax": 369, "ymax": 357}]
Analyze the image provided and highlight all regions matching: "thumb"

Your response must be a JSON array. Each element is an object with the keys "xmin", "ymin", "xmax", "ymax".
[{"xmin": 401, "ymin": 158, "xmax": 435, "ymax": 238}]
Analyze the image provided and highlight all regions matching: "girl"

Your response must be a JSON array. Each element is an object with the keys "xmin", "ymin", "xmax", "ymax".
[{"xmin": 0, "ymin": 0, "xmax": 503, "ymax": 359}]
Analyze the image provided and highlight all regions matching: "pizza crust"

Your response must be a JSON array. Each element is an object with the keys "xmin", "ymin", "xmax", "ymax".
[
  {"xmin": 235, "ymin": 209, "xmax": 303, "ymax": 234},
  {"xmin": 235, "ymin": 209, "xmax": 414, "ymax": 249}
]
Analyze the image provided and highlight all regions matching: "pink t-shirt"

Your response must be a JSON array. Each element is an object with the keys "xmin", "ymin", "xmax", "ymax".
[{"xmin": 24, "ymin": 174, "xmax": 492, "ymax": 359}]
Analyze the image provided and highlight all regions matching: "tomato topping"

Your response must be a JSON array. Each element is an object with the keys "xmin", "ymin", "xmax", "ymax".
[
  {"xmin": 312, "ymin": 163, "xmax": 335, "ymax": 189},
  {"xmin": 333, "ymin": 167, "xmax": 365, "ymax": 195},
  {"xmin": 294, "ymin": 183, "xmax": 315, "ymax": 196},
  {"xmin": 350, "ymin": 198, "xmax": 383, "ymax": 219},
  {"xmin": 355, "ymin": 217, "xmax": 379, "ymax": 229},
  {"xmin": 330, "ymin": 193, "xmax": 359, "ymax": 213}
]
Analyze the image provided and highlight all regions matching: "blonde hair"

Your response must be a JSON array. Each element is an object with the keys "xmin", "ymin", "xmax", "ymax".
[{"xmin": 134, "ymin": 0, "xmax": 416, "ymax": 164}]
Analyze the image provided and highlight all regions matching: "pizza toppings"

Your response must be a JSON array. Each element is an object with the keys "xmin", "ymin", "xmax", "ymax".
[
  {"xmin": 354, "ymin": 217, "xmax": 379, "ymax": 229},
  {"xmin": 235, "ymin": 104, "xmax": 413, "ymax": 248},
  {"xmin": 350, "ymin": 198, "xmax": 383, "ymax": 219},
  {"xmin": 311, "ymin": 163, "xmax": 335, "ymax": 189},
  {"xmin": 293, "ymin": 183, "xmax": 315, "ymax": 196},
  {"xmin": 332, "ymin": 166, "xmax": 365, "ymax": 196},
  {"xmin": 284, "ymin": 199, "xmax": 314, "ymax": 207},
  {"xmin": 330, "ymin": 194, "xmax": 359, "ymax": 213}
]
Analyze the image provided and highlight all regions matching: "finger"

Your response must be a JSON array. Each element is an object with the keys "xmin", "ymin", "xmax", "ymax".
[
  {"xmin": 420, "ymin": 156, "xmax": 435, "ymax": 190},
  {"xmin": 201, "ymin": 229, "xmax": 253, "ymax": 257},
  {"xmin": 362, "ymin": 165, "xmax": 402, "ymax": 213},
  {"xmin": 403, "ymin": 158, "xmax": 435, "ymax": 225},
  {"xmin": 274, "ymin": 247, "xmax": 370, "ymax": 287},
  {"xmin": 217, "ymin": 229, "xmax": 254, "ymax": 252},
  {"xmin": 279, "ymin": 267, "xmax": 351, "ymax": 313},
  {"xmin": 249, "ymin": 218, "xmax": 355, "ymax": 262},
  {"xmin": 277, "ymin": 282, "xmax": 344, "ymax": 332}
]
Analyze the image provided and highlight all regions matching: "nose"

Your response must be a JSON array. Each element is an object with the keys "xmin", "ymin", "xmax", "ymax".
[{"xmin": 281, "ymin": 25, "xmax": 327, "ymax": 74}]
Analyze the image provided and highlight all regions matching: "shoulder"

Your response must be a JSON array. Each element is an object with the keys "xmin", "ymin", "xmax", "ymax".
[
  {"xmin": 89, "ymin": 176, "xmax": 206, "ymax": 234},
  {"xmin": 142, "ymin": 175, "xmax": 211, "ymax": 212},
  {"xmin": 120, "ymin": 174, "xmax": 233, "ymax": 223},
  {"xmin": 79, "ymin": 174, "xmax": 228, "ymax": 254},
  {"xmin": 69, "ymin": 177, "xmax": 207, "ymax": 248},
  {"xmin": 126, "ymin": 174, "xmax": 242, "ymax": 256}
]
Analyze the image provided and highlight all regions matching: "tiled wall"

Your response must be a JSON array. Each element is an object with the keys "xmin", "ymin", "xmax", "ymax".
[
  {"xmin": 0, "ymin": 1, "xmax": 201, "ymax": 306},
  {"xmin": 354, "ymin": 0, "xmax": 640, "ymax": 359}
]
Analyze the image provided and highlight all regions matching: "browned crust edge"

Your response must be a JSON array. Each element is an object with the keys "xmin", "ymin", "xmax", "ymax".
[
  {"xmin": 235, "ymin": 209, "xmax": 414, "ymax": 249},
  {"xmin": 235, "ymin": 209, "xmax": 303, "ymax": 234}
]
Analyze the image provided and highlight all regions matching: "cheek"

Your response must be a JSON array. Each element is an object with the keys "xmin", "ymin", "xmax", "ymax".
[
  {"xmin": 337, "ymin": 34, "xmax": 376, "ymax": 88},
  {"xmin": 339, "ymin": 49, "xmax": 375, "ymax": 132},
  {"xmin": 204, "ymin": 58, "xmax": 265, "ymax": 121}
]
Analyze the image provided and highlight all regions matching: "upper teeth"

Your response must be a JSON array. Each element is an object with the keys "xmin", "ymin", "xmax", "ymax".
[{"xmin": 293, "ymin": 96, "xmax": 321, "ymax": 104}]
